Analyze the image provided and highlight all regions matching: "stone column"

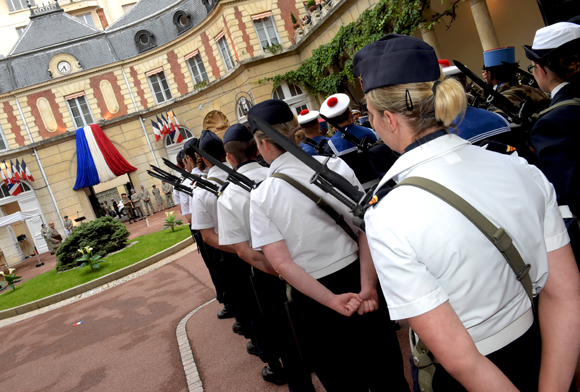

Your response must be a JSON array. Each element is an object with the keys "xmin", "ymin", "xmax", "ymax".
[
  {"xmin": 469, "ymin": 0, "xmax": 500, "ymax": 51},
  {"xmin": 421, "ymin": 8, "xmax": 442, "ymax": 58}
]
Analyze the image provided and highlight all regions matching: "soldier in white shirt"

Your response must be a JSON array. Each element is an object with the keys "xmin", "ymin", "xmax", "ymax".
[
  {"xmin": 248, "ymin": 99, "xmax": 408, "ymax": 392},
  {"xmin": 354, "ymin": 34, "xmax": 580, "ymax": 391},
  {"xmin": 216, "ymin": 123, "xmax": 290, "ymax": 386}
]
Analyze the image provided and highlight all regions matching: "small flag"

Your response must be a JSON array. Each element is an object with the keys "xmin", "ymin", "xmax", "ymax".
[
  {"xmin": 1, "ymin": 167, "xmax": 7, "ymax": 187},
  {"xmin": 5, "ymin": 162, "xmax": 15, "ymax": 184},
  {"xmin": 18, "ymin": 159, "xmax": 28, "ymax": 181},
  {"xmin": 161, "ymin": 114, "xmax": 171, "ymax": 136},
  {"xmin": 22, "ymin": 159, "xmax": 34, "ymax": 182},
  {"xmin": 155, "ymin": 115, "xmax": 166, "ymax": 135},
  {"xmin": 168, "ymin": 110, "xmax": 183, "ymax": 144},
  {"xmin": 11, "ymin": 160, "xmax": 20, "ymax": 182},
  {"xmin": 8, "ymin": 181, "xmax": 21, "ymax": 196},
  {"xmin": 172, "ymin": 128, "xmax": 183, "ymax": 144},
  {"xmin": 15, "ymin": 159, "xmax": 23, "ymax": 181},
  {"xmin": 151, "ymin": 120, "xmax": 161, "ymax": 142},
  {"xmin": 73, "ymin": 321, "xmax": 84, "ymax": 326}
]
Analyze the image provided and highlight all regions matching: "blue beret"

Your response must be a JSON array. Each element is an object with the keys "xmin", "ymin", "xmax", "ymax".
[
  {"xmin": 353, "ymin": 34, "xmax": 440, "ymax": 94},
  {"xmin": 224, "ymin": 123, "xmax": 253, "ymax": 144},
  {"xmin": 199, "ymin": 129, "xmax": 225, "ymax": 158},
  {"xmin": 184, "ymin": 137, "xmax": 199, "ymax": 151},
  {"xmin": 247, "ymin": 99, "xmax": 294, "ymax": 132}
]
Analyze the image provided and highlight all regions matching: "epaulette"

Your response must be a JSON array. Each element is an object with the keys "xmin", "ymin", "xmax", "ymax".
[
  {"xmin": 367, "ymin": 179, "xmax": 397, "ymax": 208},
  {"xmin": 481, "ymin": 141, "xmax": 517, "ymax": 155}
]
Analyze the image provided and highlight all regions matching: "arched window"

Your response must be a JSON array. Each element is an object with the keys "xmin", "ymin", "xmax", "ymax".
[
  {"xmin": 164, "ymin": 126, "xmax": 194, "ymax": 146},
  {"xmin": 237, "ymin": 97, "xmax": 253, "ymax": 122},
  {"xmin": 272, "ymin": 82, "xmax": 309, "ymax": 115},
  {"xmin": 0, "ymin": 181, "xmax": 32, "ymax": 199}
]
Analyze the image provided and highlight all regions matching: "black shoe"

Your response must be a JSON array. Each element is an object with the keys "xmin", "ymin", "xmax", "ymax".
[
  {"xmin": 129, "ymin": 221, "xmax": 132, "ymax": 224},
  {"xmin": 246, "ymin": 341, "xmax": 259, "ymax": 357},
  {"xmin": 261, "ymin": 366, "xmax": 287, "ymax": 385},
  {"xmin": 217, "ymin": 306, "xmax": 235, "ymax": 319},
  {"xmin": 232, "ymin": 321, "xmax": 244, "ymax": 335}
]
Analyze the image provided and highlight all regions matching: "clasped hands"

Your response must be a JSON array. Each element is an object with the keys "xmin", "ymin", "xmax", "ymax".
[{"xmin": 331, "ymin": 287, "xmax": 379, "ymax": 317}]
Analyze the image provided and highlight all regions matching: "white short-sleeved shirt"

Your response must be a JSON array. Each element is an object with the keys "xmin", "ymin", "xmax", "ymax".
[
  {"xmin": 365, "ymin": 134, "xmax": 569, "ymax": 346},
  {"xmin": 190, "ymin": 164, "xmax": 231, "ymax": 232},
  {"xmin": 173, "ymin": 185, "xmax": 181, "ymax": 206},
  {"xmin": 250, "ymin": 152, "xmax": 362, "ymax": 279},
  {"xmin": 218, "ymin": 162, "xmax": 269, "ymax": 247}
]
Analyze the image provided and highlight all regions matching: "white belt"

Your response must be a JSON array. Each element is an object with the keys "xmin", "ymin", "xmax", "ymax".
[
  {"xmin": 309, "ymin": 253, "xmax": 358, "ymax": 279},
  {"xmin": 559, "ymin": 205, "xmax": 573, "ymax": 219},
  {"xmin": 474, "ymin": 307, "xmax": 534, "ymax": 356}
]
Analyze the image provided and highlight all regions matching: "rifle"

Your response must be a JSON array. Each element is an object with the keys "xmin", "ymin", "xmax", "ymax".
[
  {"xmin": 146, "ymin": 168, "xmax": 193, "ymax": 197},
  {"xmin": 318, "ymin": 113, "xmax": 375, "ymax": 154},
  {"xmin": 248, "ymin": 115, "xmax": 368, "ymax": 220},
  {"xmin": 161, "ymin": 158, "xmax": 220, "ymax": 197},
  {"xmin": 189, "ymin": 144, "xmax": 256, "ymax": 193},
  {"xmin": 303, "ymin": 137, "xmax": 329, "ymax": 155},
  {"xmin": 453, "ymin": 60, "xmax": 537, "ymax": 127}
]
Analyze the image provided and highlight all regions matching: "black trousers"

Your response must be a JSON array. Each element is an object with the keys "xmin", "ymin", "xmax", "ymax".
[
  {"xmin": 191, "ymin": 229, "xmax": 227, "ymax": 305},
  {"xmin": 290, "ymin": 260, "xmax": 409, "ymax": 392}
]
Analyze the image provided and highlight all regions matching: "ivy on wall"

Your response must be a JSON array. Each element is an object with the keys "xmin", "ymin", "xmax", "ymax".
[{"xmin": 260, "ymin": 0, "xmax": 460, "ymax": 97}]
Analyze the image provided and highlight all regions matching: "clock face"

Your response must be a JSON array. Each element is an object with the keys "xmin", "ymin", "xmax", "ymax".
[{"xmin": 57, "ymin": 61, "xmax": 71, "ymax": 74}]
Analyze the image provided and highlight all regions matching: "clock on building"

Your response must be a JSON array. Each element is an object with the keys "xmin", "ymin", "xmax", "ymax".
[{"xmin": 57, "ymin": 61, "xmax": 72, "ymax": 74}]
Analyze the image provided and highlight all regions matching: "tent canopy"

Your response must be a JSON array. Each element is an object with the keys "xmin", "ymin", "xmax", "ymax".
[{"xmin": 0, "ymin": 209, "xmax": 41, "ymax": 229}]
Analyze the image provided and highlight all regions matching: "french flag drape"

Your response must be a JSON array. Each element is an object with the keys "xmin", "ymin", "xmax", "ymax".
[{"xmin": 73, "ymin": 124, "xmax": 137, "ymax": 190}]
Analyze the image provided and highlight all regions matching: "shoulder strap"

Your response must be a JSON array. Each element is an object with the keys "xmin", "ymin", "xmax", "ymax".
[
  {"xmin": 207, "ymin": 177, "xmax": 225, "ymax": 186},
  {"xmin": 271, "ymin": 172, "xmax": 358, "ymax": 243},
  {"xmin": 396, "ymin": 177, "xmax": 533, "ymax": 304},
  {"xmin": 532, "ymin": 98, "xmax": 580, "ymax": 121}
]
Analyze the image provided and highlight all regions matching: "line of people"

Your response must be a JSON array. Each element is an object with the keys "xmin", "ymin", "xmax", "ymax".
[{"xmin": 169, "ymin": 22, "xmax": 580, "ymax": 392}]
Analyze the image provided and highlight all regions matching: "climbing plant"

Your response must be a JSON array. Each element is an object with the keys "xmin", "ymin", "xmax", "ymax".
[{"xmin": 260, "ymin": 0, "xmax": 460, "ymax": 97}]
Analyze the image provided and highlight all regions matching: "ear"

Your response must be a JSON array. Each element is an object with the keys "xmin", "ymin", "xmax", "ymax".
[
  {"xmin": 225, "ymin": 152, "xmax": 235, "ymax": 166},
  {"xmin": 202, "ymin": 157, "xmax": 211, "ymax": 167},
  {"xmin": 382, "ymin": 110, "xmax": 398, "ymax": 133}
]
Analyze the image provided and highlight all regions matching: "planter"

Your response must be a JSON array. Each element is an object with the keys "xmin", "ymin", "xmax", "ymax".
[
  {"xmin": 292, "ymin": 23, "xmax": 301, "ymax": 30},
  {"xmin": 309, "ymin": 5, "xmax": 317, "ymax": 12}
]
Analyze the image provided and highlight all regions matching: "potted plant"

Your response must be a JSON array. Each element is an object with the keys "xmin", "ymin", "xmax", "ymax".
[
  {"xmin": 164, "ymin": 211, "xmax": 183, "ymax": 232},
  {"xmin": 0, "ymin": 268, "xmax": 22, "ymax": 291},
  {"xmin": 307, "ymin": 0, "xmax": 317, "ymax": 12},
  {"xmin": 291, "ymin": 12, "xmax": 300, "ymax": 30},
  {"xmin": 76, "ymin": 247, "xmax": 106, "ymax": 272}
]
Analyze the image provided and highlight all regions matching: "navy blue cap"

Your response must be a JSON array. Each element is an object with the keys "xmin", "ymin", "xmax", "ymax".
[
  {"xmin": 247, "ymin": 100, "xmax": 294, "ymax": 132},
  {"xmin": 224, "ymin": 123, "xmax": 253, "ymax": 144},
  {"xmin": 184, "ymin": 137, "xmax": 199, "ymax": 150},
  {"xmin": 199, "ymin": 129, "xmax": 225, "ymax": 158},
  {"xmin": 353, "ymin": 34, "xmax": 440, "ymax": 94}
]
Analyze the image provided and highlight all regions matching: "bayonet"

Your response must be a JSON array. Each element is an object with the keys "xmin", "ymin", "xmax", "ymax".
[
  {"xmin": 161, "ymin": 158, "xmax": 219, "ymax": 196},
  {"xmin": 146, "ymin": 170, "xmax": 193, "ymax": 197}
]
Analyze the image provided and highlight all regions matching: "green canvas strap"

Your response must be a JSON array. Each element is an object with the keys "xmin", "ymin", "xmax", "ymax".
[
  {"xmin": 532, "ymin": 98, "xmax": 580, "ymax": 122},
  {"xmin": 397, "ymin": 176, "xmax": 534, "ymax": 392},
  {"xmin": 207, "ymin": 177, "xmax": 225, "ymax": 186},
  {"xmin": 271, "ymin": 172, "xmax": 358, "ymax": 243}
]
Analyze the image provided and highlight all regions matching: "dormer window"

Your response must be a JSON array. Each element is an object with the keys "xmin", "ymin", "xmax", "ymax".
[
  {"xmin": 173, "ymin": 10, "xmax": 193, "ymax": 35},
  {"xmin": 135, "ymin": 30, "xmax": 156, "ymax": 53}
]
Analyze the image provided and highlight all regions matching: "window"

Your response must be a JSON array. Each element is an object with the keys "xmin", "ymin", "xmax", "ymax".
[
  {"xmin": 216, "ymin": 35, "xmax": 234, "ymax": 72},
  {"xmin": 165, "ymin": 127, "xmax": 193, "ymax": 146},
  {"xmin": 76, "ymin": 13, "xmax": 95, "ymax": 28},
  {"xmin": 134, "ymin": 30, "xmax": 156, "ymax": 53},
  {"xmin": 66, "ymin": 93, "xmax": 94, "ymax": 129},
  {"xmin": 173, "ymin": 10, "xmax": 193, "ymax": 35},
  {"xmin": 16, "ymin": 26, "xmax": 26, "ymax": 37},
  {"xmin": 237, "ymin": 97, "xmax": 253, "ymax": 121},
  {"xmin": 0, "ymin": 181, "xmax": 31, "ymax": 198},
  {"xmin": 252, "ymin": 14, "xmax": 280, "ymax": 51},
  {"xmin": 146, "ymin": 69, "xmax": 173, "ymax": 104},
  {"xmin": 122, "ymin": 3, "xmax": 135, "ymax": 13},
  {"xmin": 0, "ymin": 125, "xmax": 8, "ymax": 151},
  {"xmin": 272, "ymin": 82, "xmax": 309, "ymax": 115},
  {"xmin": 186, "ymin": 52, "xmax": 209, "ymax": 84},
  {"xmin": 6, "ymin": 0, "xmax": 34, "ymax": 12}
]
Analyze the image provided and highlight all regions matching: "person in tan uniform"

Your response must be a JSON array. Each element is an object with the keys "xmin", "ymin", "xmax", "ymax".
[
  {"xmin": 63, "ymin": 216, "xmax": 73, "ymax": 236},
  {"xmin": 162, "ymin": 181, "xmax": 174, "ymax": 208},
  {"xmin": 139, "ymin": 185, "xmax": 155, "ymax": 216},
  {"xmin": 130, "ymin": 189, "xmax": 145, "ymax": 220},
  {"xmin": 46, "ymin": 222, "xmax": 61, "ymax": 255},
  {"xmin": 152, "ymin": 184, "xmax": 165, "ymax": 211}
]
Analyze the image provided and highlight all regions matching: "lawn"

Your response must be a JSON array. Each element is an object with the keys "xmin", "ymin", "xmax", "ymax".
[{"xmin": 0, "ymin": 225, "xmax": 191, "ymax": 311}]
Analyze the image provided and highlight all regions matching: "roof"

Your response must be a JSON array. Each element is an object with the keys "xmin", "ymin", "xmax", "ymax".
[
  {"xmin": 9, "ymin": 6, "xmax": 101, "ymax": 56},
  {"xmin": 107, "ymin": 0, "xmax": 187, "ymax": 30}
]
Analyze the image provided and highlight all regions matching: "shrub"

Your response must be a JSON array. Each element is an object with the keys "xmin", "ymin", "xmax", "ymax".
[
  {"xmin": 306, "ymin": 0, "xmax": 316, "ymax": 7},
  {"xmin": 291, "ymin": 12, "xmax": 297, "ymax": 24},
  {"xmin": 55, "ymin": 216, "xmax": 129, "ymax": 271}
]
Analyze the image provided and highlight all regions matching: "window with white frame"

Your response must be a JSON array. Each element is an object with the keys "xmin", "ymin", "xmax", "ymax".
[
  {"xmin": 165, "ymin": 126, "xmax": 193, "ymax": 146},
  {"xmin": 6, "ymin": 0, "xmax": 34, "ymax": 12},
  {"xmin": 16, "ymin": 26, "xmax": 27, "ymax": 37},
  {"xmin": 146, "ymin": 68, "xmax": 173, "ymax": 104},
  {"xmin": 66, "ymin": 93, "xmax": 95, "ymax": 129},
  {"xmin": 216, "ymin": 34, "xmax": 234, "ymax": 72},
  {"xmin": 0, "ymin": 124, "xmax": 8, "ymax": 151},
  {"xmin": 272, "ymin": 82, "xmax": 309, "ymax": 115},
  {"xmin": 76, "ymin": 13, "xmax": 95, "ymax": 28},
  {"xmin": 186, "ymin": 52, "xmax": 209, "ymax": 84},
  {"xmin": 252, "ymin": 13, "xmax": 280, "ymax": 51}
]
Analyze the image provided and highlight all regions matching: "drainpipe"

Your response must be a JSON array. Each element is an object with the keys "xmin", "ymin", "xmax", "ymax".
[
  {"xmin": 120, "ymin": 66, "xmax": 159, "ymax": 167},
  {"xmin": 14, "ymin": 96, "xmax": 67, "ymax": 232}
]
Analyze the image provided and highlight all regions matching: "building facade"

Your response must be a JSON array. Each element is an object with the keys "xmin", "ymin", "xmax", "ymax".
[{"xmin": 0, "ymin": 0, "xmax": 545, "ymax": 266}]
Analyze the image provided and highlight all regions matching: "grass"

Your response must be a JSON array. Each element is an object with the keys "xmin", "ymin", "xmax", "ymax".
[{"xmin": 0, "ymin": 226, "xmax": 191, "ymax": 311}]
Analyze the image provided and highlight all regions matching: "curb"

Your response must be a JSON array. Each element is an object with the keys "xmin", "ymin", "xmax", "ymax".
[
  {"xmin": 0, "ymin": 236, "xmax": 194, "ymax": 320},
  {"xmin": 176, "ymin": 298, "xmax": 216, "ymax": 392}
]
